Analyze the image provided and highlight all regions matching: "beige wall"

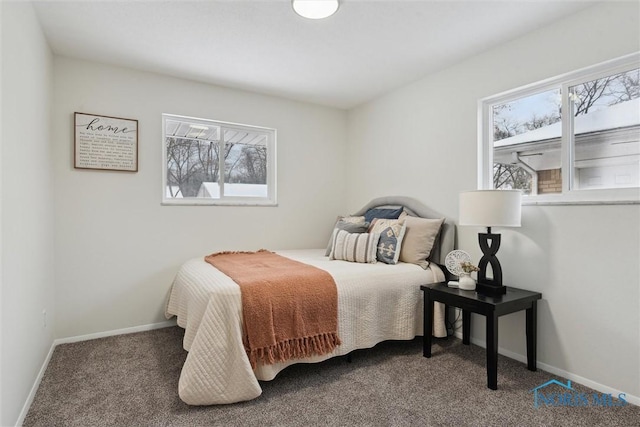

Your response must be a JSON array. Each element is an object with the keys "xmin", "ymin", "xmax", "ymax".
[
  {"xmin": 52, "ymin": 58, "xmax": 348, "ymax": 339},
  {"xmin": 1, "ymin": 2, "xmax": 55, "ymax": 425},
  {"xmin": 4, "ymin": 2, "xmax": 640, "ymax": 424},
  {"xmin": 346, "ymin": 1, "xmax": 640, "ymax": 400}
]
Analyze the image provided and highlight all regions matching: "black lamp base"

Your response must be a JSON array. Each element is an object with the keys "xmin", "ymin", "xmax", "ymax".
[
  {"xmin": 476, "ymin": 228, "xmax": 507, "ymax": 297},
  {"xmin": 476, "ymin": 282, "xmax": 507, "ymax": 296}
]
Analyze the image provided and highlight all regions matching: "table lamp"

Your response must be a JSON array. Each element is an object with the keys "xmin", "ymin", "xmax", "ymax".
[{"xmin": 459, "ymin": 190, "xmax": 522, "ymax": 296}]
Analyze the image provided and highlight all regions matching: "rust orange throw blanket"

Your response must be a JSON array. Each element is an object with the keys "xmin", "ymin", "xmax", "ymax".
[{"xmin": 204, "ymin": 250, "xmax": 341, "ymax": 368}]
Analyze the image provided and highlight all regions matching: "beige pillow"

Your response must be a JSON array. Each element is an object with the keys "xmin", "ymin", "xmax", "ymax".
[{"xmin": 399, "ymin": 216, "xmax": 445, "ymax": 269}]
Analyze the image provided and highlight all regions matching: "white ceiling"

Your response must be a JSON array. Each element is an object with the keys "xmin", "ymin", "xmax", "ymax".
[{"xmin": 32, "ymin": 0, "xmax": 598, "ymax": 109}]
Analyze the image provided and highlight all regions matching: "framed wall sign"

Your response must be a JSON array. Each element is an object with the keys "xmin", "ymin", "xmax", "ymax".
[{"xmin": 74, "ymin": 112, "xmax": 138, "ymax": 172}]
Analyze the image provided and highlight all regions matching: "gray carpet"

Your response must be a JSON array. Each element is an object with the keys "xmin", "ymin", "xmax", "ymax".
[{"xmin": 24, "ymin": 327, "xmax": 639, "ymax": 426}]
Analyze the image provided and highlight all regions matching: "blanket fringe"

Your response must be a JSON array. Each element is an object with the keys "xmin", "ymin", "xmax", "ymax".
[
  {"xmin": 206, "ymin": 249, "xmax": 271, "ymax": 258},
  {"xmin": 247, "ymin": 333, "xmax": 342, "ymax": 369}
]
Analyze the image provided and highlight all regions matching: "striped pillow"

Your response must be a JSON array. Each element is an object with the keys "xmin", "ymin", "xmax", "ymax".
[{"xmin": 329, "ymin": 229, "xmax": 380, "ymax": 263}]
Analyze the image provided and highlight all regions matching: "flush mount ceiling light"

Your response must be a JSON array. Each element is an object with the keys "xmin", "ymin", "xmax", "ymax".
[{"xmin": 292, "ymin": 0, "xmax": 339, "ymax": 19}]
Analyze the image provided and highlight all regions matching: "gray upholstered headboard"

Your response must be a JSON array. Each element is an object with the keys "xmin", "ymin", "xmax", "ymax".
[{"xmin": 351, "ymin": 196, "xmax": 455, "ymax": 269}]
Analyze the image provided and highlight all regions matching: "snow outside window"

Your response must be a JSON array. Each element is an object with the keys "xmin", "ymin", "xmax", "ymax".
[
  {"xmin": 479, "ymin": 53, "xmax": 639, "ymax": 205},
  {"xmin": 162, "ymin": 114, "xmax": 276, "ymax": 206}
]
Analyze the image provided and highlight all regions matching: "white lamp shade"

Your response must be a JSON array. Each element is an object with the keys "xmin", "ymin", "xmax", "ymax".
[
  {"xmin": 459, "ymin": 190, "xmax": 522, "ymax": 227},
  {"xmin": 292, "ymin": 0, "xmax": 339, "ymax": 19}
]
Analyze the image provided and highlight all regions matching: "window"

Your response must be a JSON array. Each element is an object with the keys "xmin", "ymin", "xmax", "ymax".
[
  {"xmin": 162, "ymin": 114, "xmax": 276, "ymax": 205},
  {"xmin": 569, "ymin": 70, "xmax": 639, "ymax": 192},
  {"xmin": 480, "ymin": 53, "xmax": 640, "ymax": 204},
  {"xmin": 491, "ymin": 88, "xmax": 562, "ymax": 196}
]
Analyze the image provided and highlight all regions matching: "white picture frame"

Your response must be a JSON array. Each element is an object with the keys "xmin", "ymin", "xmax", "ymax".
[{"xmin": 74, "ymin": 112, "xmax": 138, "ymax": 172}]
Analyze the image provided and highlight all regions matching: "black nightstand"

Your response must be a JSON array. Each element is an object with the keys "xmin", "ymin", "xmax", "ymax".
[{"xmin": 421, "ymin": 282, "xmax": 542, "ymax": 390}]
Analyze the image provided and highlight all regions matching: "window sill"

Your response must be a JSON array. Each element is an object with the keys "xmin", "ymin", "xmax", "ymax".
[
  {"xmin": 162, "ymin": 198, "xmax": 278, "ymax": 207},
  {"xmin": 522, "ymin": 189, "xmax": 640, "ymax": 206}
]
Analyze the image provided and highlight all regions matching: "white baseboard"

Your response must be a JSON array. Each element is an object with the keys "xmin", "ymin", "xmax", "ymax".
[
  {"xmin": 453, "ymin": 330, "xmax": 640, "ymax": 406},
  {"xmin": 15, "ymin": 341, "xmax": 56, "ymax": 427},
  {"xmin": 15, "ymin": 319, "xmax": 177, "ymax": 426},
  {"xmin": 54, "ymin": 319, "xmax": 177, "ymax": 345}
]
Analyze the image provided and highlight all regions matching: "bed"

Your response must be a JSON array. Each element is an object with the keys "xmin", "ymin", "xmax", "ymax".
[{"xmin": 165, "ymin": 196, "xmax": 455, "ymax": 405}]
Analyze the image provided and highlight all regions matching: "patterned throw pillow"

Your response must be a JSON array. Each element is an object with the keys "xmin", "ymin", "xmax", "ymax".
[
  {"xmin": 324, "ymin": 216, "xmax": 369, "ymax": 256},
  {"xmin": 329, "ymin": 229, "xmax": 380, "ymax": 264},
  {"xmin": 368, "ymin": 218, "xmax": 407, "ymax": 264}
]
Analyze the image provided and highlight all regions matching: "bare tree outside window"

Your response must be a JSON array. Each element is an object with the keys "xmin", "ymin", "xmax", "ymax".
[
  {"xmin": 491, "ymin": 88, "xmax": 561, "ymax": 193},
  {"xmin": 570, "ymin": 69, "xmax": 640, "ymax": 116},
  {"xmin": 493, "ymin": 164, "xmax": 532, "ymax": 194},
  {"xmin": 490, "ymin": 68, "xmax": 640, "ymax": 194},
  {"xmin": 163, "ymin": 115, "xmax": 275, "ymax": 204},
  {"xmin": 166, "ymin": 138, "xmax": 221, "ymax": 197},
  {"xmin": 492, "ymin": 90, "xmax": 561, "ymax": 143},
  {"xmin": 570, "ymin": 69, "xmax": 640, "ymax": 190},
  {"xmin": 226, "ymin": 144, "xmax": 267, "ymax": 184}
]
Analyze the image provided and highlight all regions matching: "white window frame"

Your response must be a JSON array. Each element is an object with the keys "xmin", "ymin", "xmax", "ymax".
[
  {"xmin": 162, "ymin": 113, "xmax": 277, "ymax": 206},
  {"xmin": 479, "ymin": 53, "xmax": 640, "ymax": 205}
]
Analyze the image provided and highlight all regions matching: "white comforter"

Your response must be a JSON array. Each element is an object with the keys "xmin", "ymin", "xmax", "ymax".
[{"xmin": 165, "ymin": 249, "xmax": 446, "ymax": 405}]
